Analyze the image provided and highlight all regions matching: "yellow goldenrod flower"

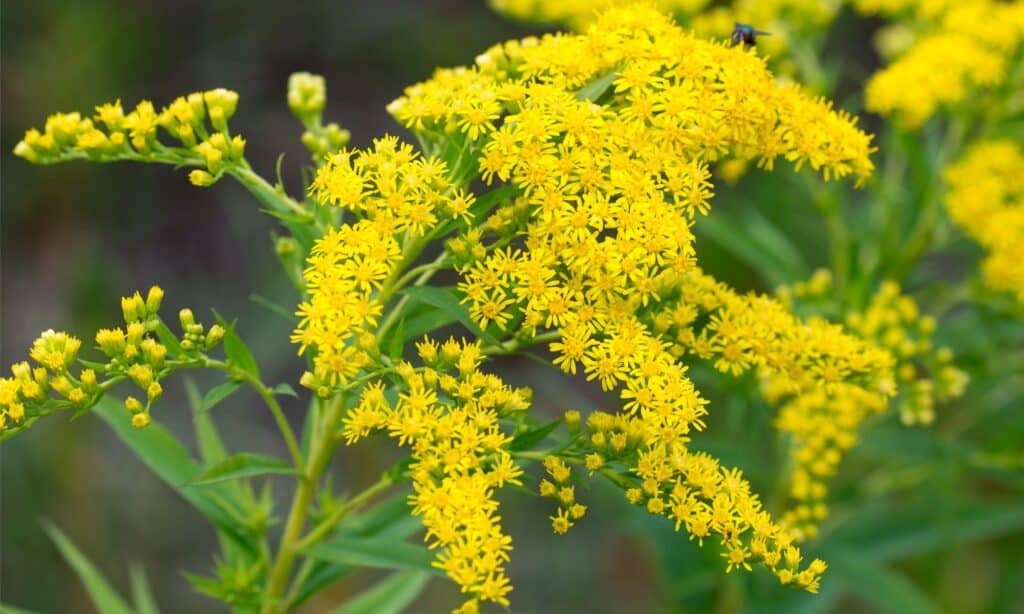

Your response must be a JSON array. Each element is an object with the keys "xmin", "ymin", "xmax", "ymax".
[{"xmin": 344, "ymin": 337, "xmax": 524, "ymax": 610}]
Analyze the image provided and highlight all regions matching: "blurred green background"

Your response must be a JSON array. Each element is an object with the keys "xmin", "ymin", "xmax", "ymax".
[{"xmin": 3, "ymin": 1, "xmax": 1023, "ymax": 613}]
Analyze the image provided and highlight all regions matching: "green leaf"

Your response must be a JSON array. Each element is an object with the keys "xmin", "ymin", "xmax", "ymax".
[
  {"xmin": 338, "ymin": 492, "xmax": 422, "ymax": 540},
  {"xmin": 331, "ymin": 570, "xmax": 430, "ymax": 614},
  {"xmin": 576, "ymin": 70, "xmax": 617, "ymax": 102},
  {"xmin": 289, "ymin": 563, "xmax": 355, "ymax": 610},
  {"xmin": 305, "ymin": 537, "xmax": 438, "ymax": 573},
  {"xmin": 199, "ymin": 380, "xmax": 243, "ymax": 414},
  {"xmin": 130, "ymin": 564, "xmax": 160, "ymax": 614},
  {"xmin": 388, "ymin": 318, "xmax": 405, "ymax": 361},
  {"xmin": 154, "ymin": 320, "xmax": 183, "ymax": 358},
  {"xmin": 828, "ymin": 551, "xmax": 940, "ymax": 614},
  {"xmin": 214, "ymin": 312, "xmax": 261, "ymax": 378},
  {"xmin": 0, "ymin": 603, "xmax": 41, "ymax": 614},
  {"xmin": 250, "ymin": 293, "xmax": 299, "ymax": 323},
  {"xmin": 77, "ymin": 359, "xmax": 110, "ymax": 371},
  {"xmin": 399, "ymin": 286, "xmax": 500, "ymax": 345},
  {"xmin": 93, "ymin": 398, "xmax": 257, "ymax": 555},
  {"xmin": 42, "ymin": 522, "xmax": 133, "ymax": 614},
  {"xmin": 289, "ymin": 494, "xmax": 425, "ymax": 610},
  {"xmin": 401, "ymin": 307, "xmax": 460, "ymax": 341},
  {"xmin": 190, "ymin": 453, "xmax": 297, "ymax": 485},
  {"xmin": 823, "ymin": 497, "xmax": 1024, "ymax": 562},
  {"xmin": 508, "ymin": 419, "xmax": 563, "ymax": 451},
  {"xmin": 272, "ymin": 383, "xmax": 299, "ymax": 398},
  {"xmin": 695, "ymin": 208, "xmax": 807, "ymax": 287}
]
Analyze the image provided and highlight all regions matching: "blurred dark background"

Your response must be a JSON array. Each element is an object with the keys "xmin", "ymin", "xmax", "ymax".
[{"xmin": 3, "ymin": 2, "xmax": 1023, "ymax": 613}]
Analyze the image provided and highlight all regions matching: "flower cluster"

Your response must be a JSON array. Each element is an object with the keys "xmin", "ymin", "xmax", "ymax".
[
  {"xmin": 643, "ymin": 269, "xmax": 900, "ymax": 540},
  {"xmin": 577, "ymin": 409, "xmax": 829, "ymax": 591},
  {"xmin": 1, "ymin": 331, "xmax": 87, "ymax": 436},
  {"xmin": 539, "ymin": 455, "xmax": 587, "ymax": 534},
  {"xmin": 862, "ymin": 1, "xmax": 1024, "ymax": 126},
  {"xmin": 767, "ymin": 275, "xmax": 966, "ymax": 539},
  {"xmin": 0, "ymin": 287, "xmax": 219, "ymax": 436},
  {"xmin": 392, "ymin": 7, "xmax": 874, "ymax": 185},
  {"xmin": 378, "ymin": 5, "xmax": 878, "ymax": 590},
  {"xmin": 489, "ymin": 0, "xmax": 710, "ymax": 29},
  {"xmin": 944, "ymin": 140, "xmax": 1024, "ymax": 303},
  {"xmin": 13, "ymin": 89, "xmax": 246, "ymax": 187},
  {"xmin": 293, "ymin": 136, "xmax": 475, "ymax": 393},
  {"xmin": 650, "ymin": 269, "xmax": 896, "ymax": 394},
  {"xmin": 342, "ymin": 338, "xmax": 529, "ymax": 612}
]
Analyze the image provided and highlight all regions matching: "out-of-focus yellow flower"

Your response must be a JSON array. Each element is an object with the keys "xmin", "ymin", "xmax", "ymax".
[
  {"xmin": 863, "ymin": 1, "xmax": 1024, "ymax": 126},
  {"xmin": 767, "ymin": 275, "xmax": 967, "ymax": 539},
  {"xmin": 945, "ymin": 140, "xmax": 1024, "ymax": 303}
]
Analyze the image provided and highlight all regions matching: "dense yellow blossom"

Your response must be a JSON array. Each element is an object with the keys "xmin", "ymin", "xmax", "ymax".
[
  {"xmin": 394, "ymin": 6, "xmax": 873, "ymax": 183},
  {"xmin": 863, "ymin": 1, "xmax": 1024, "ymax": 126},
  {"xmin": 293, "ymin": 136, "xmax": 476, "ymax": 392},
  {"xmin": 491, "ymin": 0, "xmax": 842, "ymax": 67},
  {"xmin": 944, "ymin": 140, "xmax": 1024, "ymax": 303},
  {"xmin": 650, "ymin": 269, "xmax": 896, "ymax": 393},
  {"xmin": 342, "ymin": 338, "xmax": 529, "ymax": 610},
  {"xmin": 490, "ymin": 0, "xmax": 710, "ymax": 29},
  {"xmin": 366, "ymin": 4, "xmax": 875, "ymax": 590}
]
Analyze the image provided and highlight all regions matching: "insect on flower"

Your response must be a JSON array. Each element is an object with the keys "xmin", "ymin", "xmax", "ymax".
[{"xmin": 732, "ymin": 22, "xmax": 771, "ymax": 47}]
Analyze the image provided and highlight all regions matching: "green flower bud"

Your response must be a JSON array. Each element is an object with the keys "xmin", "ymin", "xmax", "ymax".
[
  {"xmin": 179, "ymin": 308, "xmax": 195, "ymax": 329},
  {"xmin": 287, "ymin": 72, "xmax": 327, "ymax": 124}
]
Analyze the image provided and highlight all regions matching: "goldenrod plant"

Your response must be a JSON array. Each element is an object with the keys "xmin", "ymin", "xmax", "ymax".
[{"xmin": 5, "ymin": 2, "xmax": 1023, "ymax": 612}]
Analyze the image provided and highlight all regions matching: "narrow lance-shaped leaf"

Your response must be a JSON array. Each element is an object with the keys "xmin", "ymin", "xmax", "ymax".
[
  {"xmin": 198, "ymin": 380, "xmax": 243, "ymax": 414},
  {"xmin": 331, "ymin": 570, "xmax": 430, "ymax": 614},
  {"xmin": 42, "ymin": 522, "xmax": 133, "ymax": 614},
  {"xmin": 189, "ymin": 453, "xmax": 298, "ymax": 486},
  {"xmin": 93, "ymin": 398, "xmax": 259, "ymax": 555},
  {"xmin": 213, "ymin": 311, "xmax": 261, "ymax": 378},
  {"xmin": 399, "ymin": 286, "xmax": 501, "ymax": 346},
  {"xmin": 130, "ymin": 563, "xmax": 161, "ymax": 614},
  {"xmin": 304, "ymin": 537, "xmax": 440, "ymax": 574}
]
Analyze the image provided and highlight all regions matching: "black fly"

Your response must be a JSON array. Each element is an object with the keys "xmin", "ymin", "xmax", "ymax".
[{"xmin": 732, "ymin": 22, "xmax": 771, "ymax": 47}]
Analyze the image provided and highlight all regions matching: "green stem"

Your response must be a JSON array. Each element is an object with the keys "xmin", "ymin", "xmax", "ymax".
[
  {"xmin": 229, "ymin": 163, "xmax": 317, "ymax": 225},
  {"xmin": 262, "ymin": 394, "xmax": 346, "ymax": 614},
  {"xmin": 294, "ymin": 474, "xmax": 396, "ymax": 552},
  {"xmin": 481, "ymin": 330, "xmax": 561, "ymax": 356},
  {"xmin": 376, "ymin": 251, "xmax": 450, "ymax": 342},
  {"xmin": 204, "ymin": 358, "xmax": 304, "ymax": 471},
  {"xmin": 888, "ymin": 117, "xmax": 967, "ymax": 281}
]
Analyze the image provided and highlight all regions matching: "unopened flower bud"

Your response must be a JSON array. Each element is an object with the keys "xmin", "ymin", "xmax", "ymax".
[
  {"xmin": 205, "ymin": 324, "xmax": 225, "ymax": 349},
  {"xmin": 189, "ymin": 169, "xmax": 217, "ymax": 187},
  {"xmin": 145, "ymin": 286, "xmax": 164, "ymax": 314}
]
